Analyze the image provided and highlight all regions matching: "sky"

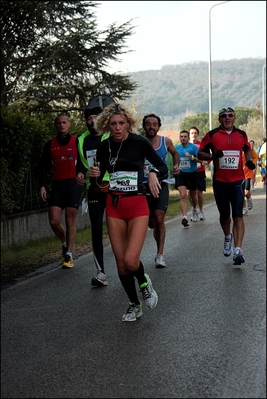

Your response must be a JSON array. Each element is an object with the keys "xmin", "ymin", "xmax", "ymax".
[{"xmin": 95, "ymin": 1, "xmax": 266, "ymax": 73}]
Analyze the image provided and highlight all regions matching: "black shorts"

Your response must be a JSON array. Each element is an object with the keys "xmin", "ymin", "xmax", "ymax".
[
  {"xmin": 175, "ymin": 171, "xmax": 197, "ymax": 191},
  {"xmin": 146, "ymin": 182, "xmax": 169, "ymax": 214},
  {"xmin": 213, "ymin": 179, "xmax": 245, "ymax": 219},
  {"xmin": 196, "ymin": 171, "xmax": 206, "ymax": 192},
  {"xmin": 49, "ymin": 178, "xmax": 83, "ymax": 209}
]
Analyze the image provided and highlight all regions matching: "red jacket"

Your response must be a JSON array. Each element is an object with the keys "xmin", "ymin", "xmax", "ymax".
[{"xmin": 199, "ymin": 126, "xmax": 250, "ymax": 183}]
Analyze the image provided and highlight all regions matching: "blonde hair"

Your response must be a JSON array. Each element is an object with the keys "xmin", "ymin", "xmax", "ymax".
[{"xmin": 95, "ymin": 103, "xmax": 138, "ymax": 134}]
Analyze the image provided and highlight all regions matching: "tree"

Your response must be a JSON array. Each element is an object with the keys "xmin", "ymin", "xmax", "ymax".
[{"xmin": 0, "ymin": 1, "xmax": 139, "ymax": 113}]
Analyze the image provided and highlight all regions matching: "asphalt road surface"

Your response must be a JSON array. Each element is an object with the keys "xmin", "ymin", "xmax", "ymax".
[{"xmin": 1, "ymin": 185, "xmax": 266, "ymax": 398}]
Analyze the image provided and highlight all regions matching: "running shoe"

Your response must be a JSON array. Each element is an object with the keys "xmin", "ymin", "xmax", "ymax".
[
  {"xmin": 198, "ymin": 210, "xmax": 205, "ymax": 221},
  {"xmin": 223, "ymin": 233, "xmax": 233, "ymax": 257},
  {"xmin": 91, "ymin": 271, "xmax": 108, "ymax": 287},
  {"xmin": 191, "ymin": 208, "xmax": 198, "ymax": 222},
  {"xmin": 182, "ymin": 216, "xmax": 189, "ymax": 227},
  {"xmin": 122, "ymin": 302, "xmax": 142, "ymax": 322},
  {"xmin": 139, "ymin": 274, "xmax": 158, "ymax": 309},
  {"xmin": 233, "ymin": 249, "xmax": 245, "ymax": 265},
  {"xmin": 61, "ymin": 245, "xmax": 67, "ymax": 263},
  {"xmin": 242, "ymin": 208, "xmax": 248, "ymax": 216},
  {"xmin": 247, "ymin": 197, "xmax": 253, "ymax": 210},
  {"xmin": 155, "ymin": 254, "xmax": 166, "ymax": 268},
  {"xmin": 62, "ymin": 254, "xmax": 74, "ymax": 268}
]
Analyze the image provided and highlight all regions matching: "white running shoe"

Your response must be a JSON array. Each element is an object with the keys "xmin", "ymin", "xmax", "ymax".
[
  {"xmin": 91, "ymin": 271, "xmax": 108, "ymax": 287},
  {"xmin": 247, "ymin": 197, "xmax": 253, "ymax": 210},
  {"xmin": 191, "ymin": 208, "xmax": 198, "ymax": 222},
  {"xmin": 140, "ymin": 274, "xmax": 158, "ymax": 309},
  {"xmin": 182, "ymin": 216, "xmax": 189, "ymax": 227},
  {"xmin": 242, "ymin": 208, "xmax": 248, "ymax": 216},
  {"xmin": 199, "ymin": 210, "xmax": 205, "ymax": 220},
  {"xmin": 233, "ymin": 249, "xmax": 245, "ymax": 265},
  {"xmin": 122, "ymin": 302, "xmax": 142, "ymax": 322},
  {"xmin": 155, "ymin": 254, "xmax": 166, "ymax": 268},
  {"xmin": 223, "ymin": 233, "xmax": 233, "ymax": 257}
]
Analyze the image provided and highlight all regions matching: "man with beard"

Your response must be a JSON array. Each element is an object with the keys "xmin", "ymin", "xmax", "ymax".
[
  {"xmin": 76, "ymin": 94, "xmax": 115, "ymax": 286},
  {"xmin": 142, "ymin": 113, "xmax": 180, "ymax": 268}
]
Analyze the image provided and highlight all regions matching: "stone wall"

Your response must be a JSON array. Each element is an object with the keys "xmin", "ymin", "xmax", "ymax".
[{"xmin": 1, "ymin": 208, "xmax": 92, "ymax": 248}]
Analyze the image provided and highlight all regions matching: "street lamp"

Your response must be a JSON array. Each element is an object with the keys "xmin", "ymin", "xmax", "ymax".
[
  {"xmin": 262, "ymin": 64, "xmax": 266, "ymax": 131},
  {"xmin": 208, "ymin": 1, "xmax": 230, "ymax": 130}
]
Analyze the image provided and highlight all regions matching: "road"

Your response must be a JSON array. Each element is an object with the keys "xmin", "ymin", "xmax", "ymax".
[{"xmin": 1, "ymin": 185, "xmax": 266, "ymax": 398}]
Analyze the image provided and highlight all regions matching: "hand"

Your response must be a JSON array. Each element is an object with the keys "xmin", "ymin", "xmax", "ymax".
[
  {"xmin": 172, "ymin": 165, "xmax": 180, "ymax": 175},
  {"xmin": 245, "ymin": 159, "xmax": 256, "ymax": 170},
  {"xmin": 76, "ymin": 172, "xmax": 86, "ymax": 185},
  {"xmin": 212, "ymin": 150, "xmax": 224, "ymax": 160},
  {"xmin": 88, "ymin": 165, "xmax": 100, "ymax": 178},
  {"xmin": 39, "ymin": 187, "xmax": 46, "ymax": 201},
  {"xmin": 148, "ymin": 172, "xmax": 161, "ymax": 198}
]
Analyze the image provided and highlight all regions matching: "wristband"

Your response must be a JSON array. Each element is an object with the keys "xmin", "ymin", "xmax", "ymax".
[{"xmin": 149, "ymin": 167, "xmax": 159, "ymax": 174}]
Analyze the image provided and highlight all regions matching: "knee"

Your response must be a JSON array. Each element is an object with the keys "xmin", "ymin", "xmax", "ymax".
[
  {"xmin": 124, "ymin": 256, "xmax": 139, "ymax": 272},
  {"xmin": 49, "ymin": 218, "xmax": 60, "ymax": 229}
]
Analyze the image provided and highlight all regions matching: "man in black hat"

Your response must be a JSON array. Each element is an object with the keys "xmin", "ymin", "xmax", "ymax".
[{"xmin": 76, "ymin": 95, "xmax": 115, "ymax": 287}]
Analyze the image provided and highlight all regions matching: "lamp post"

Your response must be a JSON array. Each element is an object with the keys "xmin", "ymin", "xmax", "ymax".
[
  {"xmin": 208, "ymin": 1, "xmax": 230, "ymax": 130},
  {"xmin": 262, "ymin": 64, "xmax": 266, "ymax": 131}
]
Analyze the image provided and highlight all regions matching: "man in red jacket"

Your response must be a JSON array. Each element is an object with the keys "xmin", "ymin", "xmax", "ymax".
[{"xmin": 198, "ymin": 107, "xmax": 255, "ymax": 265}]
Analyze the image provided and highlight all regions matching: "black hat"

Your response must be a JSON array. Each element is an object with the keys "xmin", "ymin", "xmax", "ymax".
[
  {"xmin": 218, "ymin": 107, "xmax": 235, "ymax": 117},
  {"xmin": 84, "ymin": 94, "xmax": 115, "ymax": 119}
]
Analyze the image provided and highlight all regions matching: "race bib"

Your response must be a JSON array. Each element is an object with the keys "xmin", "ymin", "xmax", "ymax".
[
  {"xmin": 86, "ymin": 149, "xmax": 97, "ymax": 167},
  {"xmin": 109, "ymin": 171, "xmax": 138, "ymax": 192},
  {"xmin": 219, "ymin": 150, "xmax": 240, "ymax": 169},
  {"xmin": 179, "ymin": 157, "xmax": 190, "ymax": 170}
]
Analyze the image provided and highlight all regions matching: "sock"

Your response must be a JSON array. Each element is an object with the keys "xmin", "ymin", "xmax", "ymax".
[
  {"xmin": 118, "ymin": 273, "xmax": 139, "ymax": 305},
  {"xmin": 234, "ymin": 247, "xmax": 241, "ymax": 253},
  {"xmin": 225, "ymin": 233, "xmax": 232, "ymax": 240},
  {"xmin": 66, "ymin": 251, "xmax": 72, "ymax": 258},
  {"xmin": 131, "ymin": 261, "xmax": 147, "ymax": 286}
]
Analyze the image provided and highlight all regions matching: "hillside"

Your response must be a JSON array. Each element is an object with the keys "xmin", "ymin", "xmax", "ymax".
[{"xmin": 124, "ymin": 58, "xmax": 266, "ymax": 130}]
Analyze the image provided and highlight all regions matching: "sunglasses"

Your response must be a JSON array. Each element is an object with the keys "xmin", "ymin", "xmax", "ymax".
[{"xmin": 220, "ymin": 113, "xmax": 234, "ymax": 118}]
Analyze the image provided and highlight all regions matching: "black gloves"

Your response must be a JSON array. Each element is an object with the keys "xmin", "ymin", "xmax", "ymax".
[
  {"xmin": 245, "ymin": 159, "xmax": 256, "ymax": 170},
  {"xmin": 212, "ymin": 150, "xmax": 224, "ymax": 160}
]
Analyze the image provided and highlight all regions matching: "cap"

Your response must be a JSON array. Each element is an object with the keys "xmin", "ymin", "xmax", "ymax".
[
  {"xmin": 84, "ymin": 94, "xmax": 115, "ymax": 119},
  {"xmin": 218, "ymin": 107, "xmax": 235, "ymax": 117}
]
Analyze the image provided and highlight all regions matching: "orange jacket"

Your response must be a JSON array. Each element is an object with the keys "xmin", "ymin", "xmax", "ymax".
[{"xmin": 242, "ymin": 148, "xmax": 258, "ymax": 179}]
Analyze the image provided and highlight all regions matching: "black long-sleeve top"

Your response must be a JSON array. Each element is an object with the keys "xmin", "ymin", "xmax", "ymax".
[{"xmin": 94, "ymin": 133, "xmax": 168, "ymax": 193}]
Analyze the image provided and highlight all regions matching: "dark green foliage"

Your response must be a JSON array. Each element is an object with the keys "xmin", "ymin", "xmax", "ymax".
[
  {"xmin": 0, "ymin": 1, "xmax": 139, "ymax": 112},
  {"xmin": 0, "ymin": 106, "xmax": 91, "ymax": 216},
  {"xmin": 0, "ymin": 108, "xmax": 53, "ymax": 215}
]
